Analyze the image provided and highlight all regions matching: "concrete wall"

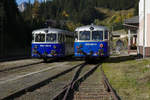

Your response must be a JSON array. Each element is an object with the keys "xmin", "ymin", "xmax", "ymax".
[
  {"xmin": 138, "ymin": 0, "xmax": 150, "ymax": 57},
  {"xmin": 139, "ymin": 46, "xmax": 150, "ymax": 57},
  {"xmin": 139, "ymin": 0, "xmax": 150, "ymax": 47}
]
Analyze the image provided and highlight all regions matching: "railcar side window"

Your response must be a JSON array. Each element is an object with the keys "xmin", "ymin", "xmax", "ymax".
[
  {"xmin": 66, "ymin": 36, "xmax": 69, "ymax": 43},
  {"xmin": 92, "ymin": 31, "xmax": 103, "ymax": 41},
  {"xmin": 63, "ymin": 35, "xmax": 65, "ymax": 42},
  {"xmin": 105, "ymin": 31, "xmax": 108, "ymax": 39},
  {"xmin": 79, "ymin": 31, "xmax": 90, "ymax": 40},
  {"xmin": 75, "ymin": 31, "xmax": 78, "ymax": 40},
  {"xmin": 46, "ymin": 34, "xmax": 56, "ymax": 42},
  {"xmin": 58, "ymin": 34, "xmax": 63, "ymax": 42},
  {"xmin": 35, "ymin": 34, "xmax": 45, "ymax": 42}
]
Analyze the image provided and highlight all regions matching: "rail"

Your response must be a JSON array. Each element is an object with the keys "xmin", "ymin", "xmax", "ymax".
[
  {"xmin": 2, "ymin": 63, "xmax": 85, "ymax": 100},
  {"xmin": 53, "ymin": 64, "xmax": 120, "ymax": 100},
  {"xmin": 53, "ymin": 64, "xmax": 99, "ymax": 100},
  {"xmin": 101, "ymin": 67, "xmax": 120, "ymax": 100},
  {"xmin": 0, "ymin": 61, "xmax": 43, "ymax": 72}
]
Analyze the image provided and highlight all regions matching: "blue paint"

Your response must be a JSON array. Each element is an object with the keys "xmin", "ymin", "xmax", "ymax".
[
  {"xmin": 74, "ymin": 41, "xmax": 109, "ymax": 57},
  {"xmin": 31, "ymin": 43, "xmax": 65, "ymax": 58}
]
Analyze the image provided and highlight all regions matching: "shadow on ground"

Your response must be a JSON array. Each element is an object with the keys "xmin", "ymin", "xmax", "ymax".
[
  {"xmin": 104, "ymin": 55, "xmax": 138, "ymax": 63},
  {"xmin": 46, "ymin": 55, "xmax": 139, "ymax": 64}
]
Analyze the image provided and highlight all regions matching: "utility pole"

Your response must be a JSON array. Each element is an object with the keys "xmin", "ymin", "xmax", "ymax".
[{"xmin": 143, "ymin": 0, "xmax": 146, "ymax": 58}]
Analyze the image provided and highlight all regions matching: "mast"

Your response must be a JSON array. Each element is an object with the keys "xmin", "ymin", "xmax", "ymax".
[{"xmin": 143, "ymin": 0, "xmax": 146, "ymax": 58}]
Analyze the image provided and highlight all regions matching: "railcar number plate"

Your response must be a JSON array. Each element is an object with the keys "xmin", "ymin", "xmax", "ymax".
[
  {"xmin": 85, "ymin": 43, "xmax": 97, "ymax": 46},
  {"xmin": 40, "ymin": 45, "xmax": 51, "ymax": 47}
]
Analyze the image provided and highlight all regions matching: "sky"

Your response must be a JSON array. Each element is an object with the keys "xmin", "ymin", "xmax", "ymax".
[
  {"xmin": 16, "ymin": 0, "xmax": 42, "ymax": 5},
  {"xmin": 16, "ymin": 0, "xmax": 34, "ymax": 5}
]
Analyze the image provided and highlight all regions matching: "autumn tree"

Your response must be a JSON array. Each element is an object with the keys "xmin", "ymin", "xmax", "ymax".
[{"xmin": 32, "ymin": 0, "xmax": 40, "ymax": 19}]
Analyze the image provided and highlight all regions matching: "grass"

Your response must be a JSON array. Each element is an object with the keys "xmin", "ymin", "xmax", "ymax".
[{"xmin": 102, "ymin": 56, "xmax": 150, "ymax": 100}]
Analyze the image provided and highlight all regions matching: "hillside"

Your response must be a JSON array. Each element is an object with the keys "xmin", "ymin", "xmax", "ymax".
[
  {"xmin": 94, "ymin": 8, "xmax": 135, "ymax": 30},
  {"xmin": 21, "ymin": 0, "xmax": 139, "ymax": 31}
]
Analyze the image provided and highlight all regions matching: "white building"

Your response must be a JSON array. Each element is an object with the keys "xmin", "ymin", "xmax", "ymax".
[
  {"xmin": 124, "ymin": 16, "xmax": 139, "ymax": 54},
  {"xmin": 138, "ymin": 0, "xmax": 150, "ymax": 57}
]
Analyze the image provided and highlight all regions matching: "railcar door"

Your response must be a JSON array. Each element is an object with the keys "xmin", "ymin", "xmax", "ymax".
[{"xmin": 58, "ymin": 33, "xmax": 65, "ymax": 57}]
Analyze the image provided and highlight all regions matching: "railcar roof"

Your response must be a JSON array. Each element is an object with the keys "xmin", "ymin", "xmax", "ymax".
[
  {"xmin": 75, "ymin": 25, "xmax": 108, "ymax": 31},
  {"xmin": 32, "ymin": 27, "xmax": 74, "ymax": 36}
]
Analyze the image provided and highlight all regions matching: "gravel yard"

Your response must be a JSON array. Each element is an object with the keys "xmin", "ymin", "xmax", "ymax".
[
  {"xmin": 0, "ymin": 58, "xmax": 43, "ymax": 71},
  {"xmin": 14, "ymin": 64, "xmax": 94, "ymax": 100},
  {"xmin": 0, "ymin": 59, "xmax": 84, "ymax": 99},
  {"xmin": 73, "ymin": 65, "xmax": 113, "ymax": 100}
]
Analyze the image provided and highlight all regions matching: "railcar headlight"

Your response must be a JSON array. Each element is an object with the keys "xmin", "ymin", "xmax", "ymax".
[
  {"xmin": 79, "ymin": 44, "xmax": 83, "ymax": 48},
  {"xmin": 53, "ymin": 45, "xmax": 57, "ymax": 49},
  {"xmin": 98, "ymin": 49, "xmax": 104, "ymax": 56},
  {"xmin": 51, "ymin": 50, "xmax": 56, "ymax": 55},
  {"xmin": 33, "ymin": 50, "xmax": 37, "ymax": 54},
  {"xmin": 54, "ymin": 54, "xmax": 57, "ymax": 56},
  {"xmin": 99, "ymin": 49, "xmax": 104, "ymax": 52},
  {"xmin": 34, "ymin": 45, "xmax": 38, "ymax": 49}
]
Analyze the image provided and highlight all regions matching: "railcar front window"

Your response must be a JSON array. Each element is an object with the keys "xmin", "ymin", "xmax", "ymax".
[
  {"xmin": 35, "ymin": 34, "xmax": 45, "ymax": 42},
  {"xmin": 46, "ymin": 34, "xmax": 56, "ymax": 42},
  {"xmin": 92, "ymin": 31, "xmax": 103, "ymax": 41},
  {"xmin": 79, "ymin": 31, "xmax": 90, "ymax": 40},
  {"xmin": 105, "ymin": 31, "xmax": 108, "ymax": 39}
]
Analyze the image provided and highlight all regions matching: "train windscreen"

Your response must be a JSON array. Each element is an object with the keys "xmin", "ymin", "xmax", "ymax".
[
  {"xmin": 46, "ymin": 34, "xmax": 57, "ymax": 42},
  {"xmin": 79, "ymin": 31, "xmax": 90, "ymax": 40},
  {"xmin": 104, "ymin": 31, "xmax": 108, "ymax": 39},
  {"xmin": 92, "ymin": 31, "xmax": 103, "ymax": 41},
  {"xmin": 35, "ymin": 34, "xmax": 45, "ymax": 42}
]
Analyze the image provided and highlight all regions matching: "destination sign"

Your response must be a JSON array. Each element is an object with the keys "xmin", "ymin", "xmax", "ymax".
[{"xmin": 85, "ymin": 43, "xmax": 97, "ymax": 46}]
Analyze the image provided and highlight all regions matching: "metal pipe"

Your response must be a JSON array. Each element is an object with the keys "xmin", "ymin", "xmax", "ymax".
[
  {"xmin": 143, "ymin": 0, "xmax": 146, "ymax": 58},
  {"xmin": 128, "ymin": 29, "xmax": 131, "ymax": 49},
  {"xmin": 123, "ymin": 24, "xmax": 139, "ymax": 28}
]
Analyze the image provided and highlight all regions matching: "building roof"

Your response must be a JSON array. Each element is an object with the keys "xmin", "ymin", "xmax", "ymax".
[{"xmin": 124, "ymin": 16, "xmax": 139, "ymax": 24}]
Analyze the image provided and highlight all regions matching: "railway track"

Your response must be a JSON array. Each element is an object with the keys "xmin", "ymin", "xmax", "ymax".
[
  {"xmin": 0, "ymin": 57, "xmax": 81, "ymax": 73},
  {"xmin": 1, "ymin": 60, "xmax": 119, "ymax": 100},
  {"xmin": 54, "ymin": 64, "xmax": 119, "ymax": 100},
  {"xmin": 1, "ymin": 62, "xmax": 85, "ymax": 100},
  {"xmin": 0, "ymin": 59, "xmax": 43, "ymax": 73},
  {"xmin": 0, "ymin": 61, "xmax": 43, "ymax": 73},
  {"xmin": 0, "ymin": 59, "xmax": 76, "ymax": 82}
]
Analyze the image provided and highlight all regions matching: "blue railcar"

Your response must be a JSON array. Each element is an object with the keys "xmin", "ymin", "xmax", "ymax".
[
  {"xmin": 31, "ymin": 28, "xmax": 74, "ymax": 62},
  {"xmin": 74, "ymin": 25, "xmax": 110, "ymax": 58}
]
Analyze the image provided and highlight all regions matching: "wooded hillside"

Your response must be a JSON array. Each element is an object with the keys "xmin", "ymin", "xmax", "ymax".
[{"xmin": 22, "ymin": 0, "xmax": 139, "ymax": 31}]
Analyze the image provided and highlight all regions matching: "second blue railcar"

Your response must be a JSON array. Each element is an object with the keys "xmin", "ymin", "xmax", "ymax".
[{"xmin": 74, "ymin": 25, "xmax": 110, "ymax": 58}]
